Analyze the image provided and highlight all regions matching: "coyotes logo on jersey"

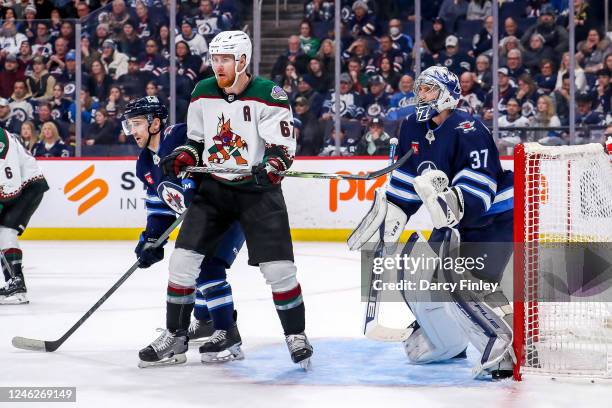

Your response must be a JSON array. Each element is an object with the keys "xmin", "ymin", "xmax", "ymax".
[{"xmin": 207, "ymin": 114, "xmax": 248, "ymax": 165}]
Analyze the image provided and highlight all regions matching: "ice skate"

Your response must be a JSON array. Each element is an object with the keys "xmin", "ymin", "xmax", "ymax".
[
  {"xmin": 473, "ymin": 348, "xmax": 515, "ymax": 380},
  {"xmin": 0, "ymin": 276, "xmax": 28, "ymax": 305},
  {"xmin": 138, "ymin": 329, "xmax": 188, "ymax": 368},
  {"xmin": 187, "ymin": 319, "xmax": 215, "ymax": 346},
  {"xmin": 199, "ymin": 324, "xmax": 244, "ymax": 363},
  {"xmin": 285, "ymin": 332, "xmax": 313, "ymax": 370}
]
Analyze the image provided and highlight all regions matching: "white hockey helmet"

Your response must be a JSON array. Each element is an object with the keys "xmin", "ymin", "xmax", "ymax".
[
  {"xmin": 414, "ymin": 66, "xmax": 461, "ymax": 122},
  {"xmin": 209, "ymin": 30, "xmax": 252, "ymax": 87}
]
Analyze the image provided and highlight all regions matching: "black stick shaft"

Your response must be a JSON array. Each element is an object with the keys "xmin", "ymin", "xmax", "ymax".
[{"xmin": 42, "ymin": 212, "xmax": 187, "ymax": 352}]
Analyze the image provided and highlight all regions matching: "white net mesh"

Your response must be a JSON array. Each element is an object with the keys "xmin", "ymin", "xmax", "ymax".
[{"xmin": 520, "ymin": 143, "xmax": 612, "ymax": 378}]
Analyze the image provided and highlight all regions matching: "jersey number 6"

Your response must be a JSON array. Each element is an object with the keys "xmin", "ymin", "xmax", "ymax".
[{"xmin": 280, "ymin": 121, "xmax": 291, "ymax": 137}]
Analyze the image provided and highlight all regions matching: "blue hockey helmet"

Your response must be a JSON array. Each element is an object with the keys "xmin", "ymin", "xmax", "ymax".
[
  {"xmin": 414, "ymin": 66, "xmax": 461, "ymax": 122},
  {"xmin": 122, "ymin": 96, "xmax": 168, "ymax": 134}
]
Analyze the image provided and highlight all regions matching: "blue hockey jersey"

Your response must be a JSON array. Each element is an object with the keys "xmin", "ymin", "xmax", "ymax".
[
  {"xmin": 136, "ymin": 123, "xmax": 187, "ymax": 238},
  {"xmin": 387, "ymin": 109, "xmax": 513, "ymax": 231}
]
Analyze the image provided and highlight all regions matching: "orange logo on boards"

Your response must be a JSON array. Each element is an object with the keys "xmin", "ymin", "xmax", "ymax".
[
  {"xmin": 64, "ymin": 165, "xmax": 109, "ymax": 215},
  {"xmin": 329, "ymin": 172, "xmax": 388, "ymax": 212}
]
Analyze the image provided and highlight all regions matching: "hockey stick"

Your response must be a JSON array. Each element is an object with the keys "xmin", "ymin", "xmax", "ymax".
[
  {"xmin": 364, "ymin": 233, "xmax": 421, "ymax": 342},
  {"xmin": 185, "ymin": 148, "xmax": 413, "ymax": 181},
  {"xmin": 363, "ymin": 139, "xmax": 409, "ymax": 341},
  {"xmin": 11, "ymin": 211, "xmax": 187, "ymax": 352}
]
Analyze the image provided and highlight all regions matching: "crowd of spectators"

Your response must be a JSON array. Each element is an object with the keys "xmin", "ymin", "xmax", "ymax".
[
  {"xmin": 0, "ymin": 0, "xmax": 242, "ymax": 156},
  {"xmin": 0, "ymin": 0, "xmax": 610, "ymax": 157},
  {"xmin": 283, "ymin": 0, "xmax": 612, "ymax": 156}
]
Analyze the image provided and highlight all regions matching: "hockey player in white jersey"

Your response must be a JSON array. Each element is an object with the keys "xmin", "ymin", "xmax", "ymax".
[
  {"xmin": 350, "ymin": 66, "xmax": 515, "ymax": 379},
  {"xmin": 0, "ymin": 126, "xmax": 49, "ymax": 304},
  {"xmin": 149, "ymin": 31, "xmax": 312, "ymax": 369}
]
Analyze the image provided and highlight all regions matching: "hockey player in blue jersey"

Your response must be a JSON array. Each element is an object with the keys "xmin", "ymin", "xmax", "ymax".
[
  {"xmin": 120, "ymin": 96, "xmax": 246, "ymax": 367},
  {"xmin": 349, "ymin": 66, "xmax": 515, "ymax": 380}
]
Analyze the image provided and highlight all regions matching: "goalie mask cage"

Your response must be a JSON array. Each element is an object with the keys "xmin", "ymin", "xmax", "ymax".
[{"xmin": 513, "ymin": 142, "xmax": 612, "ymax": 380}]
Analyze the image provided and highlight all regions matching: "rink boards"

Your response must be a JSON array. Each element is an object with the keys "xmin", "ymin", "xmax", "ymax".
[{"xmin": 22, "ymin": 156, "xmax": 513, "ymax": 241}]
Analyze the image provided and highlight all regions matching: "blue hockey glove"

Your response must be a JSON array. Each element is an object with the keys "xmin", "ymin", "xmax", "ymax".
[{"xmin": 135, "ymin": 232, "xmax": 166, "ymax": 268}]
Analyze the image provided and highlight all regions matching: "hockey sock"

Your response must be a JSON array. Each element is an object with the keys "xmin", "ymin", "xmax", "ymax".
[
  {"xmin": 272, "ymin": 284, "xmax": 305, "ymax": 335},
  {"xmin": 166, "ymin": 282, "xmax": 196, "ymax": 332},
  {"xmin": 2, "ymin": 248, "xmax": 23, "ymax": 281},
  {"xmin": 193, "ymin": 290, "xmax": 211, "ymax": 321},
  {"xmin": 204, "ymin": 282, "xmax": 234, "ymax": 330}
]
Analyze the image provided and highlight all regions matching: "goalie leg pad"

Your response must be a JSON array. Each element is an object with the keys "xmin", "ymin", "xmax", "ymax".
[
  {"xmin": 440, "ymin": 229, "xmax": 514, "ymax": 377},
  {"xmin": 348, "ymin": 187, "xmax": 408, "ymax": 251},
  {"xmin": 400, "ymin": 232, "xmax": 469, "ymax": 364},
  {"xmin": 403, "ymin": 303, "xmax": 470, "ymax": 364}
]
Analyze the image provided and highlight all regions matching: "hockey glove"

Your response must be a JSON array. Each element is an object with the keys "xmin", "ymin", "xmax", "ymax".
[
  {"xmin": 160, "ymin": 145, "xmax": 200, "ymax": 177},
  {"xmin": 135, "ymin": 232, "xmax": 166, "ymax": 268},
  {"xmin": 252, "ymin": 157, "xmax": 284, "ymax": 186}
]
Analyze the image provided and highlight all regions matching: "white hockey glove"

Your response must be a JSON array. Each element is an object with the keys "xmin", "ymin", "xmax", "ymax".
[
  {"xmin": 413, "ymin": 170, "xmax": 464, "ymax": 229},
  {"xmin": 347, "ymin": 187, "xmax": 407, "ymax": 251}
]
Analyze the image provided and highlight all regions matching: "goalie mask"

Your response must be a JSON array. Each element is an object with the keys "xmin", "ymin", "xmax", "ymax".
[
  {"xmin": 209, "ymin": 30, "xmax": 252, "ymax": 88},
  {"xmin": 414, "ymin": 66, "xmax": 461, "ymax": 122}
]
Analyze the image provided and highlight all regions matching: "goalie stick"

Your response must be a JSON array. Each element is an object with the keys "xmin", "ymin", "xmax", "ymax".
[
  {"xmin": 11, "ymin": 211, "xmax": 187, "ymax": 352},
  {"xmin": 185, "ymin": 148, "xmax": 413, "ymax": 181},
  {"xmin": 362, "ymin": 138, "xmax": 415, "ymax": 342}
]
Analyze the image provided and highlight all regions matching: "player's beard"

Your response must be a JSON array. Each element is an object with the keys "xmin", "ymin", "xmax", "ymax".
[{"xmin": 216, "ymin": 70, "xmax": 236, "ymax": 89}]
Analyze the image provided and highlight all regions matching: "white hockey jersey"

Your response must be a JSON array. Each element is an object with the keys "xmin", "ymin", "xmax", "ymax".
[
  {"xmin": 0, "ymin": 128, "xmax": 45, "ymax": 201},
  {"xmin": 187, "ymin": 76, "xmax": 296, "ymax": 183}
]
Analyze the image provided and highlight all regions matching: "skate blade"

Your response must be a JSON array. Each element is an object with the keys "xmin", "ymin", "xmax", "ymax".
[
  {"xmin": 138, "ymin": 353, "xmax": 187, "ymax": 368},
  {"xmin": 0, "ymin": 293, "xmax": 29, "ymax": 305},
  {"xmin": 298, "ymin": 357, "xmax": 312, "ymax": 371},
  {"xmin": 201, "ymin": 345, "xmax": 245, "ymax": 364}
]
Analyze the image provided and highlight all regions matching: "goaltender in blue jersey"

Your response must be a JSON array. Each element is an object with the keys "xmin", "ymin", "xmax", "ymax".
[
  {"xmin": 349, "ymin": 66, "xmax": 515, "ymax": 380},
  {"xmin": 123, "ymin": 97, "xmax": 245, "ymax": 366}
]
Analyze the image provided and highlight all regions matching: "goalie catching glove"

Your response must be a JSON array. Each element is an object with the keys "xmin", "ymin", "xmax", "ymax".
[{"xmin": 413, "ymin": 170, "xmax": 464, "ymax": 229}]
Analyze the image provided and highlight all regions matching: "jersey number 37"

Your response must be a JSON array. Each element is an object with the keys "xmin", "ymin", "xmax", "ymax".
[{"xmin": 469, "ymin": 149, "xmax": 488, "ymax": 169}]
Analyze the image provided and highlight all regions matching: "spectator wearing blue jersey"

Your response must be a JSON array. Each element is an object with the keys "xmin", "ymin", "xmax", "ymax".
[
  {"xmin": 387, "ymin": 74, "xmax": 416, "ymax": 121},
  {"xmin": 31, "ymin": 121, "xmax": 72, "ymax": 157},
  {"xmin": 388, "ymin": 19, "xmax": 413, "ymax": 56},
  {"xmin": 319, "ymin": 126, "xmax": 359, "ymax": 156},
  {"xmin": 321, "ymin": 73, "xmax": 365, "ymax": 120},
  {"xmin": 533, "ymin": 59, "xmax": 557, "ymax": 93},
  {"xmin": 347, "ymin": 0, "xmax": 377, "ymax": 39},
  {"xmin": 305, "ymin": 0, "xmax": 334, "ymax": 22}
]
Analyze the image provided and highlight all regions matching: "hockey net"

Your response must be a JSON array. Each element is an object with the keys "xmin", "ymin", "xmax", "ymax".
[{"xmin": 513, "ymin": 142, "xmax": 612, "ymax": 380}]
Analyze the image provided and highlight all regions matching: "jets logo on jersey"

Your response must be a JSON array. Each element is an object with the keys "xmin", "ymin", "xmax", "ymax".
[
  {"xmin": 411, "ymin": 141, "xmax": 419, "ymax": 154},
  {"xmin": 207, "ymin": 114, "xmax": 249, "ymax": 166},
  {"xmin": 417, "ymin": 160, "xmax": 437, "ymax": 175},
  {"xmin": 456, "ymin": 120, "xmax": 476, "ymax": 133},
  {"xmin": 157, "ymin": 181, "xmax": 188, "ymax": 214},
  {"xmin": 271, "ymin": 86, "xmax": 288, "ymax": 101}
]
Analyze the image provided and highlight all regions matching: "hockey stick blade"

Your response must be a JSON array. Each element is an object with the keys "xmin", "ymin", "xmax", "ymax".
[
  {"xmin": 10, "ymin": 212, "xmax": 186, "ymax": 352},
  {"xmin": 185, "ymin": 148, "xmax": 413, "ymax": 181},
  {"xmin": 365, "ymin": 325, "xmax": 413, "ymax": 342},
  {"xmin": 11, "ymin": 336, "xmax": 48, "ymax": 351}
]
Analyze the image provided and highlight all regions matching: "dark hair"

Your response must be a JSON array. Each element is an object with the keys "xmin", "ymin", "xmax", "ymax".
[
  {"xmin": 562, "ymin": 72, "xmax": 570, "ymax": 81},
  {"xmin": 300, "ymin": 20, "xmax": 313, "ymax": 35},
  {"xmin": 539, "ymin": 58, "xmax": 555, "ymax": 71}
]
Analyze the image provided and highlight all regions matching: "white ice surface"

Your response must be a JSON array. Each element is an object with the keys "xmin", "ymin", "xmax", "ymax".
[{"xmin": 1, "ymin": 241, "xmax": 611, "ymax": 408}]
